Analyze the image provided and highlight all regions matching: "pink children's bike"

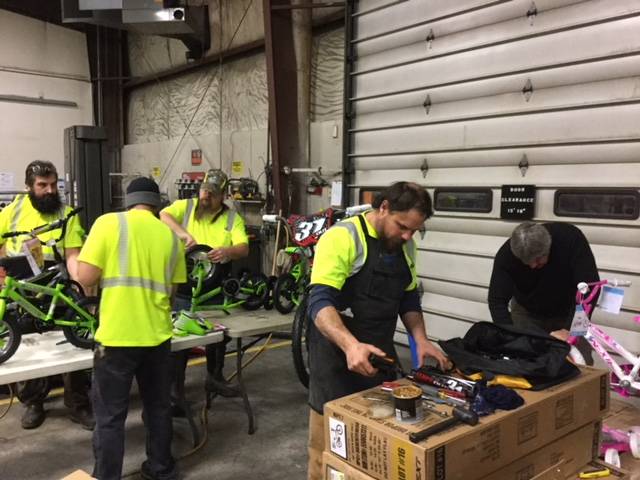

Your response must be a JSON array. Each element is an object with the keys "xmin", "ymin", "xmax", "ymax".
[
  {"xmin": 568, "ymin": 278, "xmax": 639, "ymax": 396},
  {"xmin": 567, "ymin": 278, "xmax": 640, "ymax": 465}
]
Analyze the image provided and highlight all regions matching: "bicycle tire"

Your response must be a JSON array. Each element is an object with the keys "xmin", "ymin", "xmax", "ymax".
[
  {"xmin": 62, "ymin": 296, "xmax": 99, "ymax": 349},
  {"xmin": 0, "ymin": 314, "xmax": 21, "ymax": 365},
  {"xmin": 179, "ymin": 244, "xmax": 227, "ymax": 296},
  {"xmin": 273, "ymin": 273, "xmax": 299, "ymax": 314},
  {"xmin": 241, "ymin": 273, "xmax": 269, "ymax": 311},
  {"xmin": 291, "ymin": 293, "xmax": 310, "ymax": 388},
  {"xmin": 262, "ymin": 275, "xmax": 277, "ymax": 311}
]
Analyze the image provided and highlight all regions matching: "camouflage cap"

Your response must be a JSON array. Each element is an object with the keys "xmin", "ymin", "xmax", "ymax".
[{"xmin": 200, "ymin": 169, "xmax": 228, "ymax": 195}]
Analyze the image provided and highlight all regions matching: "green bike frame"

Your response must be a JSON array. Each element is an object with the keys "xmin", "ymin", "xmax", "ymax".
[
  {"xmin": 0, "ymin": 276, "xmax": 96, "ymax": 332},
  {"xmin": 188, "ymin": 262, "xmax": 266, "ymax": 313}
]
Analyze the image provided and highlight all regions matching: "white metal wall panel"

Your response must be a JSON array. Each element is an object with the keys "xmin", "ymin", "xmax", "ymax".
[
  {"xmin": 353, "ymin": 16, "xmax": 640, "ymax": 99},
  {"xmin": 357, "ymin": 0, "xmax": 585, "ymax": 57},
  {"xmin": 347, "ymin": 0, "xmax": 640, "ymax": 354},
  {"xmin": 355, "ymin": 0, "xmax": 640, "ymax": 74}
]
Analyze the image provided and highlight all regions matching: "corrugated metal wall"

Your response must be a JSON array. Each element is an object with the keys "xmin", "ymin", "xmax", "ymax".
[{"xmin": 346, "ymin": 0, "xmax": 640, "ymax": 353}]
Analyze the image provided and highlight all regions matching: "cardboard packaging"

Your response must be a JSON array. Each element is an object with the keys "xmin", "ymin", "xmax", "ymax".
[
  {"xmin": 324, "ymin": 367, "xmax": 609, "ymax": 480},
  {"xmin": 324, "ymin": 451, "xmax": 375, "ymax": 480},
  {"xmin": 323, "ymin": 421, "xmax": 601, "ymax": 480}
]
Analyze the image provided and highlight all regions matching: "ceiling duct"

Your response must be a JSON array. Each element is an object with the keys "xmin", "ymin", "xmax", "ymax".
[{"xmin": 61, "ymin": 0, "xmax": 210, "ymax": 60}]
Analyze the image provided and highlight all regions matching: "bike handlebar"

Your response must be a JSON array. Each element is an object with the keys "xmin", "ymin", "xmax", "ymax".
[
  {"xmin": 344, "ymin": 203, "xmax": 371, "ymax": 216},
  {"xmin": 1, "ymin": 207, "xmax": 83, "ymax": 240}
]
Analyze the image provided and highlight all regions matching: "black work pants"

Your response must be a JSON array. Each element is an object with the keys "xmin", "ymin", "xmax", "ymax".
[
  {"xmin": 15, "ymin": 371, "xmax": 90, "ymax": 410},
  {"xmin": 91, "ymin": 340, "xmax": 176, "ymax": 480}
]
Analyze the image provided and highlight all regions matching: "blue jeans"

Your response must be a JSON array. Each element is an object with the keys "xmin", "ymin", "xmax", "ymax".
[{"xmin": 92, "ymin": 340, "xmax": 176, "ymax": 480}]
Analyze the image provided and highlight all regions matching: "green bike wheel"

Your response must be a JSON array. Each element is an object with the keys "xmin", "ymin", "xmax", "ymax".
[
  {"xmin": 0, "ymin": 314, "xmax": 21, "ymax": 365},
  {"xmin": 273, "ymin": 273, "xmax": 300, "ymax": 314},
  {"xmin": 62, "ymin": 296, "xmax": 99, "ymax": 349}
]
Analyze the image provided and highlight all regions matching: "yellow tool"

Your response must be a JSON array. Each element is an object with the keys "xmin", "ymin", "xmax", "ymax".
[{"xmin": 578, "ymin": 466, "xmax": 610, "ymax": 478}]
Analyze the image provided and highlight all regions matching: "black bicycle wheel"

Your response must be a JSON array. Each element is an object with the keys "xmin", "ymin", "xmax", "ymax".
[
  {"xmin": 291, "ymin": 293, "xmax": 310, "ymax": 388},
  {"xmin": 0, "ymin": 314, "xmax": 21, "ymax": 365},
  {"xmin": 273, "ymin": 273, "xmax": 300, "ymax": 314},
  {"xmin": 179, "ymin": 244, "xmax": 227, "ymax": 296},
  {"xmin": 262, "ymin": 275, "xmax": 277, "ymax": 311},
  {"xmin": 62, "ymin": 296, "xmax": 99, "ymax": 349},
  {"xmin": 241, "ymin": 273, "xmax": 269, "ymax": 311}
]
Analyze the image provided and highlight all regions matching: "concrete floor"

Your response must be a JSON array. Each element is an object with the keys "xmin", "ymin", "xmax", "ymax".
[{"xmin": 0, "ymin": 338, "xmax": 314, "ymax": 480}]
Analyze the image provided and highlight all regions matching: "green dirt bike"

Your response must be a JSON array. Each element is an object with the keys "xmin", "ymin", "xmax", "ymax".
[
  {"xmin": 0, "ymin": 208, "xmax": 99, "ymax": 365},
  {"xmin": 173, "ymin": 244, "xmax": 269, "ymax": 334}
]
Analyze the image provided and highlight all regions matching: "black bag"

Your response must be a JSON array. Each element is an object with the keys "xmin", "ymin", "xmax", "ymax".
[{"xmin": 438, "ymin": 322, "xmax": 580, "ymax": 390}]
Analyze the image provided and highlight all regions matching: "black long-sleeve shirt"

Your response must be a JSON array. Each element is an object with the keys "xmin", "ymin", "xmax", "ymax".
[{"xmin": 488, "ymin": 223, "xmax": 599, "ymax": 324}]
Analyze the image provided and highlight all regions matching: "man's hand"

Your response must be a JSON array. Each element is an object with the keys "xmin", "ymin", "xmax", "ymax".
[
  {"xmin": 416, "ymin": 338, "xmax": 452, "ymax": 371},
  {"xmin": 208, "ymin": 248, "xmax": 228, "ymax": 263},
  {"xmin": 179, "ymin": 232, "xmax": 197, "ymax": 249},
  {"xmin": 345, "ymin": 342, "xmax": 387, "ymax": 377},
  {"xmin": 550, "ymin": 329, "xmax": 570, "ymax": 342}
]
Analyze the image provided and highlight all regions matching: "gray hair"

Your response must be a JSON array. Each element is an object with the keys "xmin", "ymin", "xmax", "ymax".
[{"xmin": 509, "ymin": 222, "xmax": 551, "ymax": 264}]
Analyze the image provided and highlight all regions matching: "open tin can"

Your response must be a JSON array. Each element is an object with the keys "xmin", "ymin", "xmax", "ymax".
[{"xmin": 392, "ymin": 385, "xmax": 423, "ymax": 423}]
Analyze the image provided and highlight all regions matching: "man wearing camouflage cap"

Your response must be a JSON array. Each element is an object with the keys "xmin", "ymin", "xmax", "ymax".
[{"xmin": 161, "ymin": 169, "xmax": 249, "ymax": 399}]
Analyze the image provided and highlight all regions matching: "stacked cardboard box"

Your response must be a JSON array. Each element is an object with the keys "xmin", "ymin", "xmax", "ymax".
[{"xmin": 322, "ymin": 367, "xmax": 618, "ymax": 480}]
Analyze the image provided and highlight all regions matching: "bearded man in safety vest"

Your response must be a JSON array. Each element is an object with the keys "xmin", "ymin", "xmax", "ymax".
[
  {"xmin": 160, "ymin": 169, "xmax": 249, "ymax": 398},
  {"xmin": 0, "ymin": 160, "xmax": 93, "ymax": 430},
  {"xmin": 306, "ymin": 182, "xmax": 450, "ymax": 479},
  {"xmin": 77, "ymin": 177, "xmax": 186, "ymax": 480}
]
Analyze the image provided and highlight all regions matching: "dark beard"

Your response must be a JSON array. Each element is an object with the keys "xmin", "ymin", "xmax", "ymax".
[
  {"xmin": 28, "ymin": 191, "xmax": 62, "ymax": 215},
  {"xmin": 382, "ymin": 238, "xmax": 404, "ymax": 253}
]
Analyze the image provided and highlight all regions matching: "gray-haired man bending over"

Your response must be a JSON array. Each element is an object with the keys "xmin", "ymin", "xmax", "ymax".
[{"xmin": 488, "ymin": 222, "xmax": 599, "ymax": 363}]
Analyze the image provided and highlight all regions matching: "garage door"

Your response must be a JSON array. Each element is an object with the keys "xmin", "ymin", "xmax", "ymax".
[{"xmin": 344, "ymin": 0, "xmax": 640, "ymax": 353}]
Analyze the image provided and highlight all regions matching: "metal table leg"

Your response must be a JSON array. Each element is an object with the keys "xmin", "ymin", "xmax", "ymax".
[{"xmin": 236, "ymin": 337, "xmax": 256, "ymax": 434}]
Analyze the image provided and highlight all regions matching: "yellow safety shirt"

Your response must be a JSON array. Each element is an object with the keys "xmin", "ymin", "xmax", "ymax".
[
  {"xmin": 310, "ymin": 213, "xmax": 418, "ymax": 291},
  {"xmin": 162, "ymin": 199, "xmax": 248, "ymax": 247},
  {"xmin": 78, "ymin": 209, "xmax": 186, "ymax": 346},
  {"xmin": 0, "ymin": 194, "xmax": 84, "ymax": 261}
]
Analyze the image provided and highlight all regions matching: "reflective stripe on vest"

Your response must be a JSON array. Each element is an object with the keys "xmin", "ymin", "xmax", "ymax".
[
  {"xmin": 182, "ymin": 199, "xmax": 195, "ymax": 229},
  {"xmin": 8, "ymin": 195, "xmax": 26, "ymax": 252},
  {"xmin": 101, "ymin": 212, "xmax": 177, "ymax": 296},
  {"xmin": 333, "ymin": 221, "xmax": 366, "ymax": 277},
  {"xmin": 182, "ymin": 198, "xmax": 235, "ymax": 233},
  {"xmin": 335, "ymin": 218, "xmax": 417, "ymax": 278}
]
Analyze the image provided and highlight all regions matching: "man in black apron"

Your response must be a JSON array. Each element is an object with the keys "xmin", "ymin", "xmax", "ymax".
[{"xmin": 306, "ymin": 182, "xmax": 450, "ymax": 479}]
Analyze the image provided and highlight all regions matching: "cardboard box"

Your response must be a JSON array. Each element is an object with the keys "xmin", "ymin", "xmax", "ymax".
[
  {"xmin": 323, "ymin": 421, "xmax": 601, "ymax": 480},
  {"xmin": 324, "ymin": 367, "xmax": 609, "ymax": 480},
  {"xmin": 324, "ymin": 451, "xmax": 375, "ymax": 480}
]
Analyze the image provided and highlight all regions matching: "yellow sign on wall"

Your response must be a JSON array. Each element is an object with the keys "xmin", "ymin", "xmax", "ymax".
[{"xmin": 232, "ymin": 161, "xmax": 243, "ymax": 174}]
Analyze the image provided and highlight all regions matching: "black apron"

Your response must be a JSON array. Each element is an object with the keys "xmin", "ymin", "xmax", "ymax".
[{"xmin": 308, "ymin": 215, "xmax": 412, "ymax": 413}]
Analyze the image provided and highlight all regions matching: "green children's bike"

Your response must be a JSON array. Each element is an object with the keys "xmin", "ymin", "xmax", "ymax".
[
  {"xmin": 173, "ymin": 244, "xmax": 269, "ymax": 334},
  {"xmin": 0, "ymin": 208, "xmax": 99, "ymax": 365}
]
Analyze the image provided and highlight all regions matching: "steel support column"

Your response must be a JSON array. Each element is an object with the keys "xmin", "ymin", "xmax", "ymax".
[{"xmin": 263, "ymin": 0, "xmax": 302, "ymax": 214}]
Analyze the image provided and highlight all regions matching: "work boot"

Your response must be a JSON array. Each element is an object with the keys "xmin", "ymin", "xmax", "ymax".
[
  {"xmin": 140, "ymin": 460, "xmax": 179, "ymax": 480},
  {"xmin": 69, "ymin": 407, "xmax": 95, "ymax": 430},
  {"xmin": 21, "ymin": 403, "xmax": 45, "ymax": 429}
]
